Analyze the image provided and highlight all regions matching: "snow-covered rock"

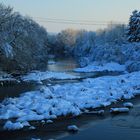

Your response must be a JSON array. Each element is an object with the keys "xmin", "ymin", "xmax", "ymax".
[
  {"xmin": 29, "ymin": 126, "xmax": 36, "ymax": 130},
  {"xmin": 3, "ymin": 120, "xmax": 31, "ymax": 130},
  {"xmin": 31, "ymin": 138, "xmax": 41, "ymax": 140},
  {"xmin": 67, "ymin": 125, "xmax": 79, "ymax": 132},
  {"xmin": 4, "ymin": 121, "xmax": 23, "ymax": 130},
  {"xmin": 123, "ymin": 102, "xmax": 133, "ymax": 108},
  {"xmin": 85, "ymin": 110, "xmax": 104, "ymax": 115},
  {"xmin": 110, "ymin": 107, "xmax": 130, "ymax": 114},
  {"xmin": 41, "ymin": 120, "xmax": 45, "ymax": 123},
  {"xmin": 46, "ymin": 120, "xmax": 53, "ymax": 124}
]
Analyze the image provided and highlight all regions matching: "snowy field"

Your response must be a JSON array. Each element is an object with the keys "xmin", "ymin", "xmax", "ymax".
[
  {"xmin": 1, "ymin": 71, "xmax": 140, "ymax": 130},
  {"xmin": 74, "ymin": 62, "xmax": 126, "ymax": 73}
]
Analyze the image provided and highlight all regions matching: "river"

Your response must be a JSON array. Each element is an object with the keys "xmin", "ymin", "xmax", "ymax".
[{"xmin": 0, "ymin": 58, "xmax": 140, "ymax": 140}]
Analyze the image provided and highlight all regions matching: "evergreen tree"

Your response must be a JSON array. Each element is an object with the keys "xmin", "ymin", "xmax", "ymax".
[{"xmin": 127, "ymin": 10, "xmax": 140, "ymax": 42}]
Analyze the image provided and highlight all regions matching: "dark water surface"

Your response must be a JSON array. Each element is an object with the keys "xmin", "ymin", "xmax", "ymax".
[
  {"xmin": 0, "ymin": 83, "xmax": 36, "ymax": 101},
  {"xmin": 47, "ymin": 57, "xmax": 78, "ymax": 72},
  {"xmin": 0, "ymin": 98, "xmax": 140, "ymax": 140},
  {"xmin": 59, "ymin": 98, "xmax": 140, "ymax": 140},
  {"xmin": 0, "ymin": 58, "xmax": 78, "ymax": 101}
]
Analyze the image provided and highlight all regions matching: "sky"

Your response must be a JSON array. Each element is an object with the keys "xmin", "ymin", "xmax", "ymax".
[{"xmin": 0, "ymin": 0, "xmax": 140, "ymax": 33}]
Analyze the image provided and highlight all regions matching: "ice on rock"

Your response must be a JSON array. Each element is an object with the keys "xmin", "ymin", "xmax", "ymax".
[
  {"xmin": 67, "ymin": 125, "xmax": 79, "ymax": 132},
  {"xmin": 123, "ymin": 102, "xmax": 133, "ymax": 108},
  {"xmin": 110, "ymin": 107, "xmax": 130, "ymax": 114}
]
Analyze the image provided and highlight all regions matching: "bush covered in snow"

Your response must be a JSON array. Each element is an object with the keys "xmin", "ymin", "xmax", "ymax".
[{"xmin": 70, "ymin": 24, "xmax": 127, "ymax": 67}]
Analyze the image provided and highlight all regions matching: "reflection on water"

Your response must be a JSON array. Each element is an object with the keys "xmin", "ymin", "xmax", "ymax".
[
  {"xmin": 0, "ymin": 58, "xmax": 78, "ymax": 101},
  {"xmin": 111, "ymin": 107, "xmax": 140, "ymax": 129},
  {"xmin": 0, "ymin": 83, "xmax": 35, "ymax": 101},
  {"xmin": 47, "ymin": 58, "xmax": 78, "ymax": 72},
  {"xmin": 60, "ymin": 103, "xmax": 140, "ymax": 140}
]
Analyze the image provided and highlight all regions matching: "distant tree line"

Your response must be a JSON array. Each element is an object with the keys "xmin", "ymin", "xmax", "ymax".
[
  {"xmin": 0, "ymin": 3, "xmax": 140, "ymax": 73},
  {"xmin": 48, "ymin": 10, "xmax": 140, "ymax": 72}
]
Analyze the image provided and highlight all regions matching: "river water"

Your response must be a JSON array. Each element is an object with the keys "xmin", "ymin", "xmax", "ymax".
[
  {"xmin": 0, "ymin": 58, "xmax": 79, "ymax": 101},
  {"xmin": 0, "ymin": 58, "xmax": 140, "ymax": 140},
  {"xmin": 1, "ymin": 97, "xmax": 140, "ymax": 140}
]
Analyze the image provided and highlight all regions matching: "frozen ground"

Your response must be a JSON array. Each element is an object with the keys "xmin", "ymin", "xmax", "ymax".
[
  {"xmin": 74, "ymin": 62, "xmax": 126, "ymax": 73},
  {"xmin": 1, "ymin": 71, "xmax": 140, "ymax": 130}
]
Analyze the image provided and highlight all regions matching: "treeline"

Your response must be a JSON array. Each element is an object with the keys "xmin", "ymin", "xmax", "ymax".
[
  {"xmin": 49, "ymin": 10, "xmax": 140, "ymax": 72},
  {"xmin": 1, "ymin": 3, "xmax": 140, "ymax": 73},
  {"xmin": 0, "ymin": 4, "xmax": 48, "ymax": 73}
]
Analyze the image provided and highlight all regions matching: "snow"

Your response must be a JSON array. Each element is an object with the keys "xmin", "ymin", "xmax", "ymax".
[
  {"xmin": 110, "ymin": 107, "xmax": 130, "ymax": 113},
  {"xmin": 48, "ymin": 60, "xmax": 56, "ymax": 65},
  {"xmin": 4, "ymin": 121, "xmax": 23, "ymax": 130},
  {"xmin": 74, "ymin": 62, "xmax": 126, "ymax": 73},
  {"xmin": 1, "ymin": 71, "xmax": 140, "ymax": 130},
  {"xmin": 46, "ymin": 120, "xmax": 53, "ymax": 124},
  {"xmin": 31, "ymin": 138, "xmax": 41, "ymax": 140},
  {"xmin": 85, "ymin": 110, "xmax": 104, "ymax": 115},
  {"xmin": 123, "ymin": 102, "xmax": 133, "ymax": 108},
  {"xmin": 3, "ymin": 121, "xmax": 30, "ymax": 130},
  {"xmin": 29, "ymin": 126, "xmax": 36, "ymax": 130},
  {"xmin": 67, "ymin": 125, "xmax": 79, "ymax": 132},
  {"xmin": 41, "ymin": 120, "xmax": 45, "ymax": 123},
  {"xmin": 21, "ymin": 71, "xmax": 79, "ymax": 83}
]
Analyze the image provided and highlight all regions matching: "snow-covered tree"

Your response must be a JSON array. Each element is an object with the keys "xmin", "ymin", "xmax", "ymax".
[
  {"xmin": 127, "ymin": 10, "xmax": 140, "ymax": 42},
  {"xmin": 0, "ymin": 4, "xmax": 48, "ymax": 72}
]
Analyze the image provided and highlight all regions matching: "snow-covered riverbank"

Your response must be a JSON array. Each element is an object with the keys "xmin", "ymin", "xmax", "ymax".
[
  {"xmin": 1, "ymin": 71, "xmax": 140, "ymax": 130},
  {"xmin": 74, "ymin": 62, "xmax": 126, "ymax": 73},
  {"xmin": 21, "ymin": 71, "xmax": 80, "ymax": 84}
]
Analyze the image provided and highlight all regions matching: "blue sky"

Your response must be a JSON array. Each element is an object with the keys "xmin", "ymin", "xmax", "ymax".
[{"xmin": 0, "ymin": 0, "xmax": 140, "ymax": 32}]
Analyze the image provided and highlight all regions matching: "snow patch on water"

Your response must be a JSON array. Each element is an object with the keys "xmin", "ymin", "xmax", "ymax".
[{"xmin": 74, "ymin": 62, "xmax": 125, "ymax": 73}]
